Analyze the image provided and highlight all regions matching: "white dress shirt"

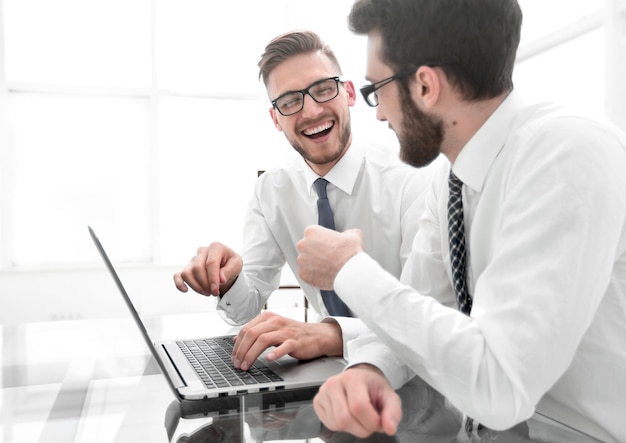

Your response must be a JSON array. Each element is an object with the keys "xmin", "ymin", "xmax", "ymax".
[
  {"xmin": 335, "ymin": 91, "xmax": 626, "ymax": 442},
  {"xmin": 217, "ymin": 141, "xmax": 437, "ymax": 356}
]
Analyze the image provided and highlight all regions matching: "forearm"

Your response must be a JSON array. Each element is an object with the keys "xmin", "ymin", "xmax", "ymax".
[
  {"xmin": 323, "ymin": 316, "xmax": 368, "ymax": 358},
  {"xmin": 335, "ymin": 254, "xmax": 538, "ymax": 430},
  {"xmin": 313, "ymin": 320, "xmax": 344, "ymax": 357}
]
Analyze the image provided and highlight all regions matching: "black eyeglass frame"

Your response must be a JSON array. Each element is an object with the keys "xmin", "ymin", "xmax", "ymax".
[
  {"xmin": 360, "ymin": 58, "xmax": 458, "ymax": 107},
  {"xmin": 271, "ymin": 76, "xmax": 343, "ymax": 116}
]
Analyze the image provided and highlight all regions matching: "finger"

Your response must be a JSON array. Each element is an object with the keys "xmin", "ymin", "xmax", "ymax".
[
  {"xmin": 346, "ymin": 228, "xmax": 364, "ymax": 242},
  {"xmin": 231, "ymin": 313, "xmax": 272, "ymax": 362},
  {"xmin": 314, "ymin": 378, "xmax": 345, "ymax": 431},
  {"xmin": 237, "ymin": 329, "xmax": 286, "ymax": 371},
  {"xmin": 298, "ymin": 225, "xmax": 323, "ymax": 250},
  {"xmin": 317, "ymin": 376, "xmax": 374, "ymax": 438},
  {"xmin": 345, "ymin": 382, "xmax": 384, "ymax": 437},
  {"xmin": 232, "ymin": 318, "xmax": 271, "ymax": 369},
  {"xmin": 180, "ymin": 267, "xmax": 212, "ymax": 296},
  {"xmin": 185, "ymin": 249, "xmax": 214, "ymax": 295},
  {"xmin": 232, "ymin": 328, "xmax": 247, "ymax": 369},
  {"xmin": 218, "ymin": 255, "xmax": 243, "ymax": 286},
  {"xmin": 233, "ymin": 314, "xmax": 288, "ymax": 370},
  {"xmin": 204, "ymin": 246, "xmax": 232, "ymax": 296},
  {"xmin": 380, "ymin": 391, "xmax": 402, "ymax": 436},
  {"xmin": 173, "ymin": 273, "xmax": 189, "ymax": 292},
  {"xmin": 313, "ymin": 391, "xmax": 331, "ymax": 427},
  {"xmin": 265, "ymin": 339, "xmax": 299, "ymax": 361}
]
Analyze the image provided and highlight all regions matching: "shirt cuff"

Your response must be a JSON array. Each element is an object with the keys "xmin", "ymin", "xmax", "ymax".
[
  {"xmin": 322, "ymin": 316, "xmax": 368, "ymax": 358},
  {"xmin": 216, "ymin": 274, "xmax": 251, "ymax": 325},
  {"xmin": 346, "ymin": 334, "xmax": 415, "ymax": 390},
  {"xmin": 334, "ymin": 252, "xmax": 381, "ymax": 310}
]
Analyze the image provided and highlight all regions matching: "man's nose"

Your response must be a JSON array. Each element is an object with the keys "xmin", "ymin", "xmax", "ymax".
[
  {"xmin": 300, "ymin": 94, "xmax": 324, "ymax": 118},
  {"xmin": 376, "ymin": 106, "xmax": 387, "ymax": 122}
]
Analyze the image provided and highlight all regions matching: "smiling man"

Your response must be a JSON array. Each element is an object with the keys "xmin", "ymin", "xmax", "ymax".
[{"xmin": 173, "ymin": 30, "xmax": 438, "ymax": 371}]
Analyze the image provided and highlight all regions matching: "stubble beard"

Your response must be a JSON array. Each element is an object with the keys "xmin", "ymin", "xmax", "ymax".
[{"xmin": 287, "ymin": 114, "xmax": 352, "ymax": 166}]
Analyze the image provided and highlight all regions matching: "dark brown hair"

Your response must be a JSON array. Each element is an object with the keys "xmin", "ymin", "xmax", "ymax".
[
  {"xmin": 348, "ymin": 0, "xmax": 522, "ymax": 101},
  {"xmin": 258, "ymin": 30, "xmax": 342, "ymax": 86}
]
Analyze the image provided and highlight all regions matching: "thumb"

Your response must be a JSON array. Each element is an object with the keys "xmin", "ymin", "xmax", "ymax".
[
  {"xmin": 219, "ymin": 255, "xmax": 243, "ymax": 285},
  {"xmin": 220, "ymin": 258, "xmax": 242, "ymax": 283},
  {"xmin": 345, "ymin": 228, "xmax": 364, "ymax": 243}
]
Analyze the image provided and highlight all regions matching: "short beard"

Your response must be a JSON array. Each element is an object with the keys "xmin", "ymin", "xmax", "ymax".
[
  {"xmin": 396, "ymin": 79, "xmax": 443, "ymax": 168},
  {"xmin": 289, "ymin": 115, "xmax": 352, "ymax": 166}
]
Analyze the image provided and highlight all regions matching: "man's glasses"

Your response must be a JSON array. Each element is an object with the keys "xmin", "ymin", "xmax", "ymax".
[
  {"xmin": 271, "ymin": 77, "xmax": 343, "ymax": 116},
  {"xmin": 360, "ymin": 58, "xmax": 458, "ymax": 107}
]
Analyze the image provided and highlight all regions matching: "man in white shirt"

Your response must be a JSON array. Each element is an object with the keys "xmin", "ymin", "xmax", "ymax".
[
  {"xmin": 297, "ymin": 1, "xmax": 626, "ymax": 442},
  {"xmin": 174, "ymin": 31, "xmax": 434, "ymax": 372}
]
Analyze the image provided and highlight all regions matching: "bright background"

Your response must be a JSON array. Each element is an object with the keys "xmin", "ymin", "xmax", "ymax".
[{"xmin": 1, "ymin": 0, "xmax": 624, "ymax": 322}]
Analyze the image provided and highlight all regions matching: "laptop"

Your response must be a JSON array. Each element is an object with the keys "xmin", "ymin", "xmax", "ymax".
[{"xmin": 88, "ymin": 226, "xmax": 346, "ymax": 407}]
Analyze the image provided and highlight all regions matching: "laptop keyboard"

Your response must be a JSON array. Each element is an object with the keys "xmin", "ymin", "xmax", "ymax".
[{"xmin": 177, "ymin": 336, "xmax": 284, "ymax": 389}]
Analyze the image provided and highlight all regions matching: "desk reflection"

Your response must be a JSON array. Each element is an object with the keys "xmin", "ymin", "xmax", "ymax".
[
  {"xmin": 164, "ymin": 374, "xmax": 598, "ymax": 443},
  {"xmin": 165, "ymin": 376, "xmax": 461, "ymax": 442},
  {"xmin": 1, "ymin": 311, "xmax": 602, "ymax": 443}
]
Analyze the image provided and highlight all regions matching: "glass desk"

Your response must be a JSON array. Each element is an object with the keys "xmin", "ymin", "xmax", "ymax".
[{"xmin": 1, "ymin": 311, "xmax": 601, "ymax": 442}]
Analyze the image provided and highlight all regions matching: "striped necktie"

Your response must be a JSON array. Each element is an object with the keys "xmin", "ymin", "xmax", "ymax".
[
  {"xmin": 447, "ymin": 171, "xmax": 472, "ymax": 315},
  {"xmin": 313, "ymin": 178, "xmax": 351, "ymax": 317},
  {"xmin": 449, "ymin": 170, "xmax": 480, "ymax": 436}
]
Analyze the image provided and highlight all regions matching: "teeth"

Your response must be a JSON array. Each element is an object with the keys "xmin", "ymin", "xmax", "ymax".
[{"xmin": 303, "ymin": 121, "xmax": 333, "ymax": 136}]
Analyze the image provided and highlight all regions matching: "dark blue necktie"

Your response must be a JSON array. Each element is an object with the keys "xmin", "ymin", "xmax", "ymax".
[
  {"xmin": 448, "ymin": 171, "xmax": 472, "ymax": 315},
  {"xmin": 313, "ymin": 178, "xmax": 351, "ymax": 317}
]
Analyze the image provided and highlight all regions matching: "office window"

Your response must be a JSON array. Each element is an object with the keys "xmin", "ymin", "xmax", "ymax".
[
  {"xmin": 515, "ymin": 0, "xmax": 605, "ymax": 117},
  {"xmin": 0, "ymin": 0, "xmax": 616, "ymax": 271},
  {"xmin": 154, "ymin": 1, "xmax": 287, "ymax": 95},
  {"xmin": 0, "ymin": 0, "xmax": 384, "ymax": 269},
  {"xmin": 518, "ymin": 0, "xmax": 602, "ymax": 45},
  {"xmin": 3, "ymin": 0, "xmax": 152, "ymax": 88},
  {"xmin": 7, "ymin": 93, "xmax": 152, "ymax": 266},
  {"xmin": 514, "ymin": 29, "xmax": 605, "ymax": 116},
  {"xmin": 156, "ymin": 96, "xmax": 289, "ymax": 262}
]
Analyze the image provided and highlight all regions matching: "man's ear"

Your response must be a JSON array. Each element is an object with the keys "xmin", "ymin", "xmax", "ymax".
[
  {"xmin": 413, "ymin": 66, "xmax": 441, "ymax": 109},
  {"xmin": 343, "ymin": 79, "xmax": 357, "ymax": 107},
  {"xmin": 269, "ymin": 108, "xmax": 282, "ymax": 132}
]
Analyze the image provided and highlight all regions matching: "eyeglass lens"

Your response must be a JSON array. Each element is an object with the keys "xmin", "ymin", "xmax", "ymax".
[
  {"xmin": 365, "ymin": 90, "xmax": 379, "ymax": 107},
  {"xmin": 275, "ymin": 78, "xmax": 339, "ymax": 116}
]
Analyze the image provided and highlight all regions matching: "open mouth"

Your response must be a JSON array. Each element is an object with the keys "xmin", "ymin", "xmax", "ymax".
[{"xmin": 302, "ymin": 121, "xmax": 334, "ymax": 139}]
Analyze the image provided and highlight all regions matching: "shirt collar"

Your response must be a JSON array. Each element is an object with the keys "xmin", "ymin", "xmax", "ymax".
[
  {"xmin": 304, "ymin": 143, "xmax": 364, "ymax": 196},
  {"xmin": 452, "ymin": 90, "xmax": 526, "ymax": 192}
]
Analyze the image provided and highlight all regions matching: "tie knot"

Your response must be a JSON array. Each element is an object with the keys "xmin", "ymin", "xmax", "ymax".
[
  {"xmin": 314, "ymin": 178, "xmax": 329, "ymax": 199},
  {"xmin": 449, "ymin": 170, "xmax": 463, "ymax": 195}
]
